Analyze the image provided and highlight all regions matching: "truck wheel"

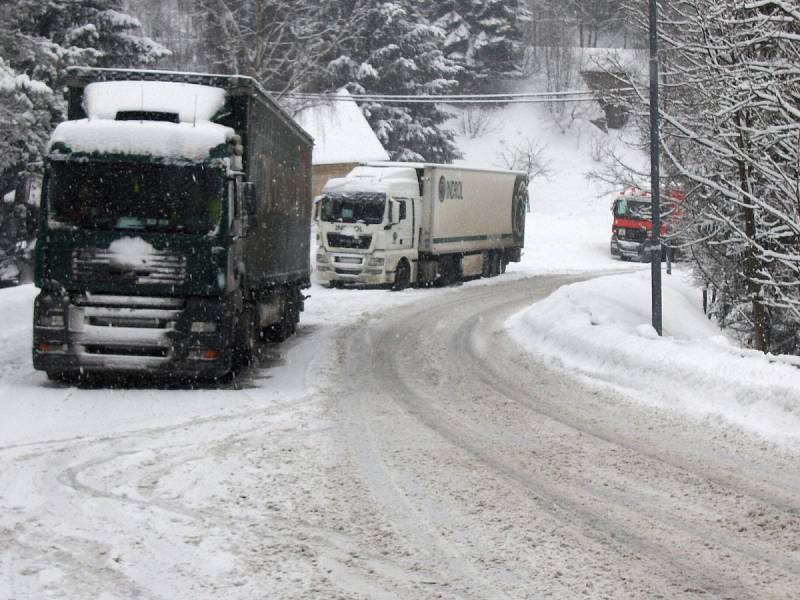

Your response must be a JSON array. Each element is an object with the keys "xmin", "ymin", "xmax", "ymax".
[
  {"xmin": 263, "ymin": 297, "xmax": 295, "ymax": 342},
  {"xmin": 492, "ymin": 252, "xmax": 502, "ymax": 276},
  {"xmin": 482, "ymin": 252, "xmax": 494, "ymax": 278},
  {"xmin": 233, "ymin": 308, "xmax": 258, "ymax": 370},
  {"xmin": 46, "ymin": 371, "xmax": 79, "ymax": 385},
  {"xmin": 392, "ymin": 260, "xmax": 410, "ymax": 291},
  {"xmin": 500, "ymin": 254, "xmax": 508, "ymax": 273},
  {"xmin": 437, "ymin": 255, "xmax": 462, "ymax": 286}
]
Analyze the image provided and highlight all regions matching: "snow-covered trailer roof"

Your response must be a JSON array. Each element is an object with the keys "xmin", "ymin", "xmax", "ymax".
[
  {"xmin": 365, "ymin": 161, "xmax": 527, "ymax": 177},
  {"xmin": 63, "ymin": 67, "xmax": 312, "ymax": 147}
]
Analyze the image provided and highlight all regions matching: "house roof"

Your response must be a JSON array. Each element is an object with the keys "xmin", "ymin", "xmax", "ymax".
[{"xmin": 295, "ymin": 89, "xmax": 389, "ymax": 166}]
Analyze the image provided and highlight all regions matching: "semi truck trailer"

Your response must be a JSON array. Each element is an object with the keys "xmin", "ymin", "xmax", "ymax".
[
  {"xmin": 314, "ymin": 163, "xmax": 528, "ymax": 289},
  {"xmin": 32, "ymin": 67, "xmax": 313, "ymax": 380}
]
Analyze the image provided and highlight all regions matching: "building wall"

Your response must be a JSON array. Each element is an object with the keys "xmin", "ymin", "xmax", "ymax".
[{"xmin": 311, "ymin": 163, "xmax": 359, "ymax": 197}]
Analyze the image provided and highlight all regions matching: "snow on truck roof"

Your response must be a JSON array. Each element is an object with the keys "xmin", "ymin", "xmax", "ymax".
[
  {"xmin": 323, "ymin": 165, "xmax": 420, "ymax": 197},
  {"xmin": 365, "ymin": 161, "xmax": 527, "ymax": 176},
  {"xmin": 85, "ymin": 81, "xmax": 227, "ymax": 123},
  {"xmin": 49, "ymin": 80, "xmax": 234, "ymax": 161},
  {"xmin": 49, "ymin": 120, "xmax": 234, "ymax": 162}
]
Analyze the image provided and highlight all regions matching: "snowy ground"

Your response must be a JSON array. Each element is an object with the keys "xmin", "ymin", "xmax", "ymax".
[
  {"xmin": 507, "ymin": 269, "xmax": 800, "ymax": 451},
  {"xmin": 3, "ymin": 97, "xmax": 800, "ymax": 598}
]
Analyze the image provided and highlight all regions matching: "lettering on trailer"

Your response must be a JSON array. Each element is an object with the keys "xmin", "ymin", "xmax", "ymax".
[{"xmin": 438, "ymin": 176, "xmax": 463, "ymax": 202}]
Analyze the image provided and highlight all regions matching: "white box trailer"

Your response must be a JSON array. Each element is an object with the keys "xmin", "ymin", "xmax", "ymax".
[{"xmin": 314, "ymin": 162, "xmax": 528, "ymax": 289}]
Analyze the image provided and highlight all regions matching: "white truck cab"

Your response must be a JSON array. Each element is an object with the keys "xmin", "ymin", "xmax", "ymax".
[{"xmin": 315, "ymin": 165, "xmax": 421, "ymax": 288}]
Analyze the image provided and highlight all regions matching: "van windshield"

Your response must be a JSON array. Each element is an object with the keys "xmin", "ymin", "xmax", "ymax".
[{"xmin": 319, "ymin": 192, "xmax": 386, "ymax": 225}]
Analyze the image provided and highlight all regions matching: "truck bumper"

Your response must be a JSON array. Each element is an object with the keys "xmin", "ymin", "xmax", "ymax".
[
  {"xmin": 32, "ymin": 291, "xmax": 234, "ymax": 379},
  {"xmin": 316, "ymin": 252, "xmax": 392, "ymax": 286},
  {"xmin": 611, "ymin": 238, "xmax": 647, "ymax": 261}
]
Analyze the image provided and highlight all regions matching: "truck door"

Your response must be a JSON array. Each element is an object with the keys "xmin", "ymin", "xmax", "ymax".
[{"xmin": 391, "ymin": 197, "xmax": 414, "ymax": 250}]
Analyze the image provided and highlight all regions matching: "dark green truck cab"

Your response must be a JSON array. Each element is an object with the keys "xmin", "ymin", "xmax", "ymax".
[{"xmin": 33, "ymin": 68, "xmax": 313, "ymax": 380}]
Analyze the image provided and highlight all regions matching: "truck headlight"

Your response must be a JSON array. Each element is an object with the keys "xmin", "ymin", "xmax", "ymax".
[
  {"xmin": 316, "ymin": 251, "xmax": 329, "ymax": 264},
  {"xmin": 191, "ymin": 321, "xmax": 217, "ymax": 333},
  {"xmin": 367, "ymin": 257, "xmax": 385, "ymax": 267},
  {"xmin": 616, "ymin": 227, "xmax": 626, "ymax": 236},
  {"xmin": 38, "ymin": 313, "xmax": 65, "ymax": 328}
]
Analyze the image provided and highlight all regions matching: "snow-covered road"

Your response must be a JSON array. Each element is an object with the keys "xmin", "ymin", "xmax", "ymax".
[{"xmin": 3, "ymin": 276, "xmax": 799, "ymax": 599}]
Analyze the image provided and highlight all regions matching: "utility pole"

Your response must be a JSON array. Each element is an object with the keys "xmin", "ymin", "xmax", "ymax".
[{"xmin": 649, "ymin": 0, "xmax": 663, "ymax": 336}]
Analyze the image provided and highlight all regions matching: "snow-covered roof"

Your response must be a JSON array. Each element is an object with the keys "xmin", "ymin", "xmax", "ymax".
[
  {"xmin": 323, "ymin": 165, "xmax": 420, "ymax": 198},
  {"xmin": 84, "ymin": 81, "xmax": 227, "ymax": 123},
  {"xmin": 49, "ymin": 80, "xmax": 234, "ymax": 161},
  {"xmin": 295, "ymin": 89, "xmax": 389, "ymax": 165},
  {"xmin": 49, "ymin": 120, "xmax": 234, "ymax": 162}
]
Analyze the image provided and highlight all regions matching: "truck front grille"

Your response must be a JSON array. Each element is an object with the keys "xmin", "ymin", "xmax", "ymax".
[
  {"xmin": 72, "ymin": 248, "xmax": 188, "ymax": 285},
  {"xmin": 67, "ymin": 294, "xmax": 184, "ymax": 366},
  {"xmin": 84, "ymin": 345, "xmax": 170, "ymax": 358},
  {"xmin": 327, "ymin": 233, "xmax": 372, "ymax": 250},
  {"xmin": 620, "ymin": 228, "xmax": 648, "ymax": 242}
]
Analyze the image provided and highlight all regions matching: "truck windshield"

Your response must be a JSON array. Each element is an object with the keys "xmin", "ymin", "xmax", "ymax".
[
  {"xmin": 47, "ymin": 162, "xmax": 224, "ymax": 234},
  {"xmin": 614, "ymin": 198, "xmax": 652, "ymax": 220},
  {"xmin": 319, "ymin": 192, "xmax": 386, "ymax": 225}
]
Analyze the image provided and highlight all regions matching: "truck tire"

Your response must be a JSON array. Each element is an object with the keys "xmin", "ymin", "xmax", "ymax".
[
  {"xmin": 391, "ymin": 259, "xmax": 411, "ymax": 291},
  {"xmin": 483, "ymin": 251, "xmax": 501, "ymax": 278},
  {"xmin": 232, "ymin": 307, "xmax": 258, "ymax": 370},
  {"xmin": 46, "ymin": 371, "xmax": 80, "ymax": 385},
  {"xmin": 263, "ymin": 292, "xmax": 298, "ymax": 343},
  {"xmin": 482, "ymin": 251, "xmax": 494, "ymax": 278},
  {"xmin": 436, "ymin": 255, "xmax": 462, "ymax": 287}
]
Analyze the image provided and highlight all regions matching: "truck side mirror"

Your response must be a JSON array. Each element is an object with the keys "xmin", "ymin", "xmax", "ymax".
[
  {"xmin": 312, "ymin": 196, "xmax": 323, "ymax": 222},
  {"xmin": 24, "ymin": 169, "xmax": 43, "ymax": 207},
  {"xmin": 384, "ymin": 201, "xmax": 397, "ymax": 230}
]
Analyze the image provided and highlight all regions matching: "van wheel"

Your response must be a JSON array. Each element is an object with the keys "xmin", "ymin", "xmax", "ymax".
[{"xmin": 392, "ymin": 260, "xmax": 411, "ymax": 291}]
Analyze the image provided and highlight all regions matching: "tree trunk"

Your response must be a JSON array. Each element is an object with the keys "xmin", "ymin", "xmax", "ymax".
[{"xmin": 736, "ymin": 110, "xmax": 768, "ymax": 352}]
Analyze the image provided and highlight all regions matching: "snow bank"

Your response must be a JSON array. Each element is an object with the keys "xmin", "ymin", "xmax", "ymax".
[{"xmin": 507, "ymin": 269, "xmax": 800, "ymax": 447}]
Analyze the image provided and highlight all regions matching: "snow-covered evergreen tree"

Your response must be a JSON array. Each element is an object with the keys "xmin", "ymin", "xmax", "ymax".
[
  {"xmin": 327, "ymin": 1, "xmax": 462, "ymax": 163},
  {"xmin": 426, "ymin": 0, "xmax": 531, "ymax": 90},
  {"xmin": 194, "ymin": 0, "xmax": 356, "ymax": 95},
  {"xmin": 0, "ymin": 0, "xmax": 167, "ymax": 229},
  {"xmin": 0, "ymin": 58, "xmax": 57, "ymax": 179}
]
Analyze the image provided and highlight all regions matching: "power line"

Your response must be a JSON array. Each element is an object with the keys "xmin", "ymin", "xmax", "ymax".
[{"xmin": 280, "ymin": 89, "xmax": 627, "ymax": 105}]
